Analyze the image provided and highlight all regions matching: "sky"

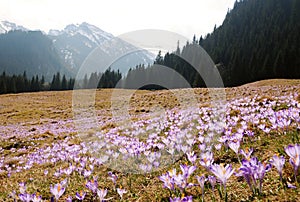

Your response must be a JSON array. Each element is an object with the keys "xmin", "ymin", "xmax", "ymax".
[{"xmin": 0, "ymin": 0, "xmax": 236, "ymax": 39}]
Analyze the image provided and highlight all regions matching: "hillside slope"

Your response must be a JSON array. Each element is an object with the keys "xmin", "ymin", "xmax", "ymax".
[
  {"xmin": 0, "ymin": 30, "xmax": 66, "ymax": 80},
  {"xmin": 201, "ymin": 0, "xmax": 300, "ymax": 86}
]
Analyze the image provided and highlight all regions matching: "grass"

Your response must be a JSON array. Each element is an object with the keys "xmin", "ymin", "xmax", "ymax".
[{"xmin": 0, "ymin": 79, "xmax": 300, "ymax": 201}]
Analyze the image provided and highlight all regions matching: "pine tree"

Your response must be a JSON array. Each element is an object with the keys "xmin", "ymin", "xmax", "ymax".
[{"xmin": 61, "ymin": 75, "xmax": 67, "ymax": 90}]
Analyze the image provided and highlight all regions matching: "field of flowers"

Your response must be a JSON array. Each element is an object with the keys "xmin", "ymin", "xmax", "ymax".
[{"xmin": 0, "ymin": 80, "xmax": 300, "ymax": 201}]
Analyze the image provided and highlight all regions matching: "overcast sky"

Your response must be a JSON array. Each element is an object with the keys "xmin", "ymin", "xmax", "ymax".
[{"xmin": 1, "ymin": 0, "xmax": 236, "ymax": 39}]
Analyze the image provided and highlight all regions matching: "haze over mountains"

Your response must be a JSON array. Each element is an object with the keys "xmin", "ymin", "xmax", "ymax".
[{"xmin": 0, "ymin": 21, "xmax": 154, "ymax": 80}]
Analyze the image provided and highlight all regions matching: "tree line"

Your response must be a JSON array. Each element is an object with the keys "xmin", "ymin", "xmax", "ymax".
[{"xmin": 0, "ymin": 68, "xmax": 122, "ymax": 94}]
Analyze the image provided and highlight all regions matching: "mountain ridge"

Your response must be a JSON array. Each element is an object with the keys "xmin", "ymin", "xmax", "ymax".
[
  {"xmin": 0, "ymin": 20, "xmax": 28, "ymax": 34},
  {"xmin": 0, "ymin": 21, "xmax": 154, "ymax": 79}
]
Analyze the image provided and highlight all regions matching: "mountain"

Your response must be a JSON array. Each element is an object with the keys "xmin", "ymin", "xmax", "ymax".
[
  {"xmin": 0, "ymin": 21, "xmax": 28, "ymax": 34},
  {"xmin": 48, "ymin": 22, "xmax": 154, "ymax": 77},
  {"xmin": 200, "ymin": 0, "xmax": 300, "ymax": 86},
  {"xmin": 0, "ymin": 21, "xmax": 154, "ymax": 80},
  {"xmin": 0, "ymin": 30, "xmax": 66, "ymax": 80}
]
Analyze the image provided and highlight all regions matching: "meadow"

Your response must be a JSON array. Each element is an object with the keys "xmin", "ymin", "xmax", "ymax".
[{"xmin": 0, "ymin": 79, "xmax": 300, "ymax": 201}]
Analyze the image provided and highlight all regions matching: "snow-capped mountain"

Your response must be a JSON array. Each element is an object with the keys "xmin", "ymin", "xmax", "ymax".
[
  {"xmin": 0, "ymin": 21, "xmax": 28, "ymax": 34},
  {"xmin": 0, "ymin": 20, "xmax": 154, "ymax": 78},
  {"xmin": 49, "ymin": 22, "xmax": 113, "ymax": 44},
  {"xmin": 48, "ymin": 22, "xmax": 155, "ymax": 76}
]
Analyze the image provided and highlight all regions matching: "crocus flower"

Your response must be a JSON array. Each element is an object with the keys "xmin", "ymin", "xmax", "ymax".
[
  {"xmin": 186, "ymin": 151, "xmax": 197, "ymax": 165},
  {"xmin": 199, "ymin": 151, "xmax": 214, "ymax": 169},
  {"xmin": 97, "ymin": 188, "xmax": 113, "ymax": 201},
  {"xmin": 196, "ymin": 175, "xmax": 206, "ymax": 191},
  {"xmin": 210, "ymin": 163, "xmax": 234, "ymax": 190},
  {"xmin": 256, "ymin": 162, "xmax": 271, "ymax": 193},
  {"xmin": 180, "ymin": 164, "xmax": 197, "ymax": 178},
  {"xmin": 240, "ymin": 148, "xmax": 253, "ymax": 161},
  {"xmin": 50, "ymin": 182, "xmax": 65, "ymax": 200},
  {"xmin": 97, "ymin": 189, "xmax": 107, "ymax": 201},
  {"xmin": 173, "ymin": 174, "xmax": 194, "ymax": 191},
  {"xmin": 75, "ymin": 191, "xmax": 86, "ymax": 201},
  {"xmin": 270, "ymin": 154, "xmax": 285, "ymax": 180},
  {"xmin": 229, "ymin": 139, "xmax": 240, "ymax": 154},
  {"xmin": 108, "ymin": 171, "xmax": 118, "ymax": 185},
  {"xmin": 168, "ymin": 168, "xmax": 177, "ymax": 177},
  {"xmin": 237, "ymin": 157, "xmax": 271, "ymax": 194},
  {"xmin": 208, "ymin": 175, "xmax": 216, "ymax": 200},
  {"xmin": 196, "ymin": 175, "xmax": 206, "ymax": 201},
  {"xmin": 285, "ymin": 144, "xmax": 300, "ymax": 182},
  {"xmin": 64, "ymin": 165, "xmax": 74, "ymax": 175},
  {"xmin": 159, "ymin": 173, "xmax": 174, "ymax": 190},
  {"xmin": 86, "ymin": 178, "xmax": 98, "ymax": 194},
  {"xmin": 31, "ymin": 194, "xmax": 42, "ymax": 202},
  {"xmin": 208, "ymin": 175, "xmax": 216, "ymax": 191},
  {"xmin": 117, "ymin": 188, "xmax": 127, "ymax": 199},
  {"xmin": 83, "ymin": 169, "xmax": 92, "ymax": 178},
  {"xmin": 19, "ymin": 182, "xmax": 26, "ymax": 194},
  {"xmin": 19, "ymin": 193, "xmax": 31, "ymax": 202}
]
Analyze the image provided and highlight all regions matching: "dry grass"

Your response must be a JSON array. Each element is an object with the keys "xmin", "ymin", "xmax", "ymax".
[{"xmin": 0, "ymin": 79, "xmax": 300, "ymax": 201}]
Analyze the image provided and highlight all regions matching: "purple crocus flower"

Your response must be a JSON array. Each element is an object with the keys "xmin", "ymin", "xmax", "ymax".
[
  {"xmin": 31, "ymin": 193, "xmax": 42, "ymax": 202},
  {"xmin": 86, "ymin": 178, "xmax": 98, "ymax": 194},
  {"xmin": 117, "ymin": 188, "xmax": 127, "ymax": 199},
  {"xmin": 159, "ymin": 172, "xmax": 174, "ymax": 190},
  {"xmin": 186, "ymin": 151, "xmax": 197, "ymax": 165},
  {"xmin": 108, "ymin": 171, "xmax": 118, "ymax": 189},
  {"xmin": 210, "ymin": 163, "xmax": 234, "ymax": 190},
  {"xmin": 50, "ymin": 182, "xmax": 65, "ymax": 200},
  {"xmin": 97, "ymin": 188, "xmax": 111, "ymax": 201},
  {"xmin": 180, "ymin": 164, "xmax": 197, "ymax": 178},
  {"xmin": 196, "ymin": 175, "xmax": 206, "ymax": 201},
  {"xmin": 64, "ymin": 164, "xmax": 74, "ymax": 176},
  {"xmin": 19, "ymin": 193, "xmax": 31, "ymax": 202},
  {"xmin": 19, "ymin": 182, "xmax": 26, "ymax": 194},
  {"xmin": 237, "ymin": 157, "xmax": 271, "ymax": 194},
  {"xmin": 199, "ymin": 151, "xmax": 214, "ymax": 169},
  {"xmin": 240, "ymin": 148, "xmax": 253, "ymax": 161},
  {"xmin": 228, "ymin": 139, "xmax": 240, "ymax": 154},
  {"xmin": 256, "ymin": 162, "xmax": 271, "ymax": 193},
  {"xmin": 83, "ymin": 169, "xmax": 92, "ymax": 178},
  {"xmin": 285, "ymin": 144, "xmax": 300, "ymax": 182},
  {"xmin": 270, "ymin": 154, "xmax": 285, "ymax": 180},
  {"xmin": 75, "ymin": 191, "xmax": 86, "ymax": 201},
  {"xmin": 208, "ymin": 175, "xmax": 216, "ymax": 191},
  {"xmin": 236, "ymin": 163, "xmax": 253, "ymax": 191},
  {"xmin": 196, "ymin": 175, "xmax": 206, "ymax": 191},
  {"xmin": 31, "ymin": 194, "xmax": 42, "ymax": 202},
  {"xmin": 173, "ymin": 174, "xmax": 191, "ymax": 190}
]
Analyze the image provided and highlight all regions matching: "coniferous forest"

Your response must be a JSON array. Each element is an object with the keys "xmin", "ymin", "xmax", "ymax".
[
  {"xmin": 124, "ymin": 0, "xmax": 300, "ymax": 88},
  {"xmin": 0, "ymin": 0, "xmax": 300, "ymax": 93},
  {"xmin": 0, "ymin": 69, "xmax": 121, "ymax": 94}
]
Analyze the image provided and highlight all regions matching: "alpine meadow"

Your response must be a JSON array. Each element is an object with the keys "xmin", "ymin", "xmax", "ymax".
[{"xmin": 0, "ymin": 0, "xmax": 300, "ymax": 201}]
